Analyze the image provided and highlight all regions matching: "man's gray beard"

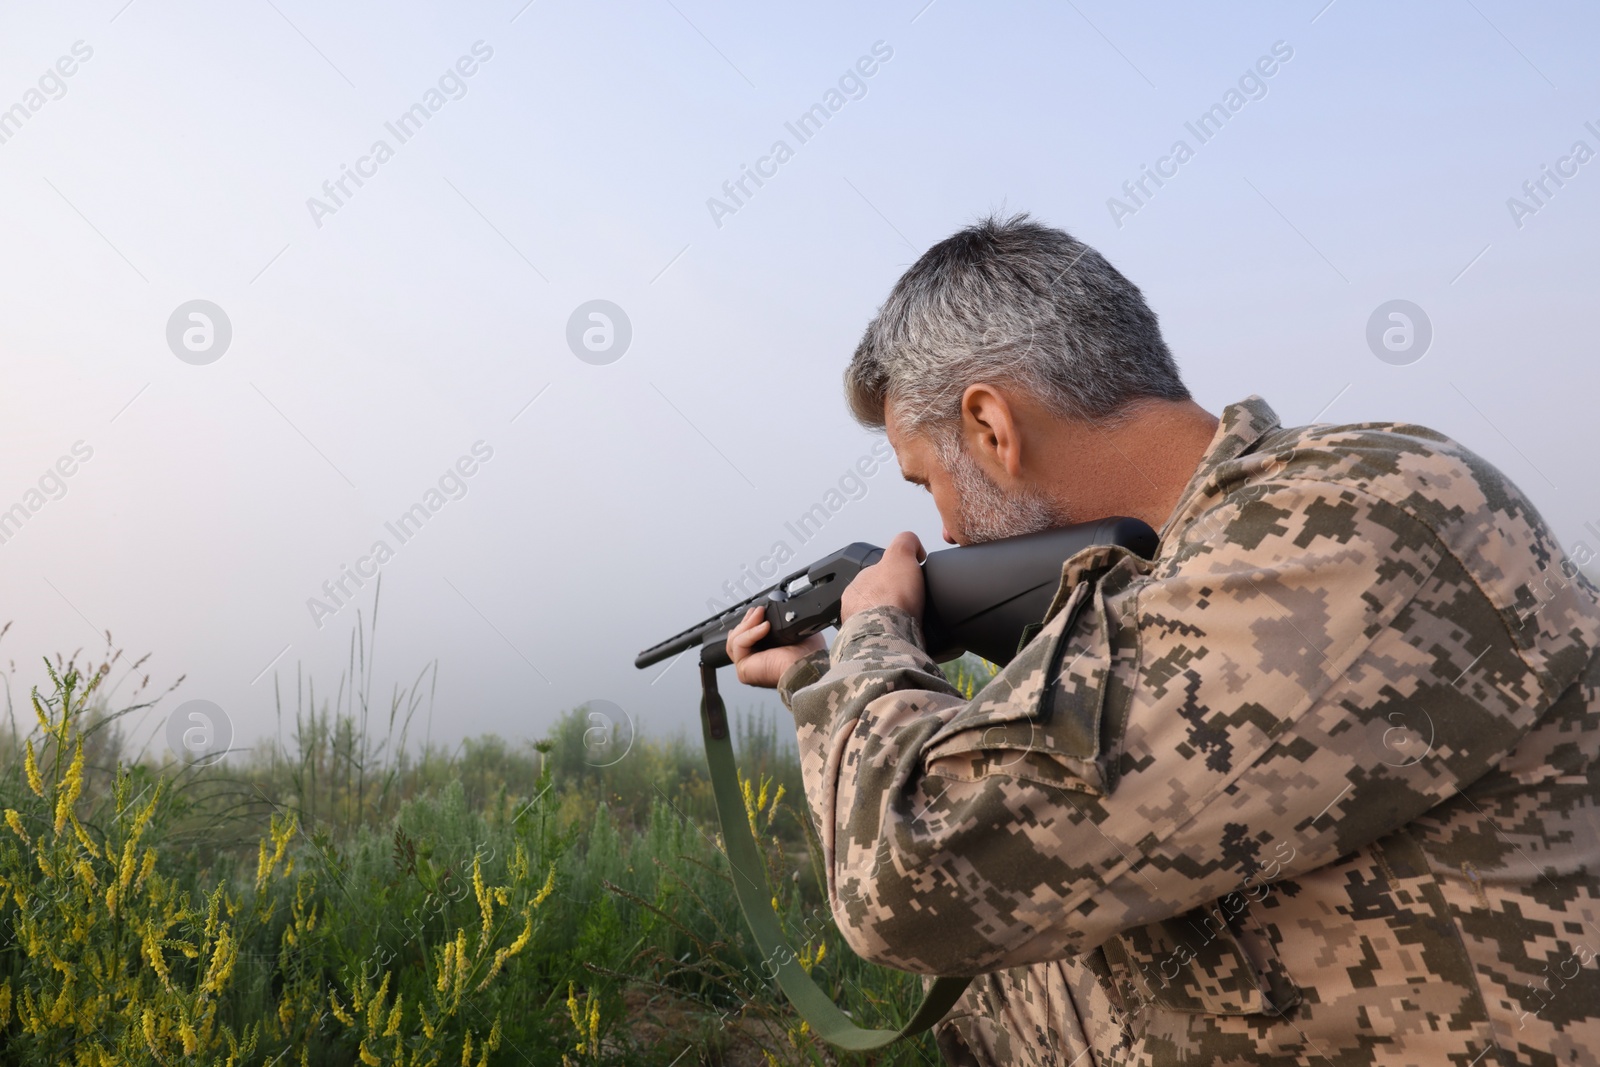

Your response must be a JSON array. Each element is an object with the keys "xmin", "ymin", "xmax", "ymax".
[{"xmin": 942, "ymin": 442, "xmax": 1072, "ymax": 544}]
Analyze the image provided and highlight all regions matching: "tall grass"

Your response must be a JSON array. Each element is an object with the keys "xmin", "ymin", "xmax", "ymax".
[{"xmin": 0, "ymin": 603, "xmax": 994, "ymax": 1065}]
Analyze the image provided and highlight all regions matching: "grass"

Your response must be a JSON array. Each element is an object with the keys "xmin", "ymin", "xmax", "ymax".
[{"xmin": 0, "ymin": 597, "xmax": 996, "ymax": 1066}]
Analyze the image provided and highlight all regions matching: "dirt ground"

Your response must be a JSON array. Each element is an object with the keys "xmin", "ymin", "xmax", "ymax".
[{"xmin": 615, "ymin": 985, "xmax": 844, "ymax": 1067}]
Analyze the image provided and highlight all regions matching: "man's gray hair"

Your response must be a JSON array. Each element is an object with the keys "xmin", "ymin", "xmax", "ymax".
[{"xmin": 844, "ymin": 212, "xmax": 1189, "ymax": 437}]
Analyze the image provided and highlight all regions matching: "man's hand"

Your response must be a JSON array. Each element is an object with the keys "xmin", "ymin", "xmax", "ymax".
[
  {"xmin": 728, "ymin": 530, "xmax": 926, "ymax": 687},
  {"xmin": 726, "ymin": 604, "xmax": 826, "ymax": 689},
  {"xmin": 841, "ymin": 531, "xmax": 926, "ymax": 625}
]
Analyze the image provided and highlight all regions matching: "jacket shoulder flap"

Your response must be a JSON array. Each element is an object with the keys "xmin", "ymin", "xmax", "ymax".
[{"xmin": 921, "ymin": 544, "xmax": 1147, "ymax": 794}]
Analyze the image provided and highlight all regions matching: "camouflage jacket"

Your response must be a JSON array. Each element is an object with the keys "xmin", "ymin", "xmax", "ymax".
[{"xmin": 776, "ymin": 396, "xmax": 1600, "ymax": 1067}]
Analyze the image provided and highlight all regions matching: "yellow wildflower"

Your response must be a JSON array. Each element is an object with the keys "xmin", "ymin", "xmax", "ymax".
[
  {"xmin": 329, "ymin": 990, "xmax": 354, "ymax": 1027},
  {"xmin": 566, "ymin": 983, "xmax": 581, "ymax": 1048},
  {"xmin": 64, "ymin": 738, "xmax": 85, "ymax": 808},
  {"xmin": 71, "ymin": 815, "xmax": 99, "ymax": 859},
  {"xmin": 473, "ymin": 854, "xmax": 494, "ymax": 940},
  {"xmin": 436, "ymin": 939, "xmax": 454, "ymax": 993},
  {"xmin": 130, "ymin": 783, "xmax": 161, "ymax": 843},
  {"xmin": 478, "ymin": 1015, "xmax": 504, "ymax": 1067},
  {"xmin": 255, "ymin": 812, "xmax": 294, "ymax": 893},
  {"xmin": 135, "ymin": 848, "xmax": 157, "ymax": 893},
  {"xmin": 453, "ymin": 928, "xmax": 469, "ymax": 1000},
  {"xmin": 144, "ymin": 931, "xmax": 171, "ymax": 987},
  {"xmin": 367, "ymin": 973, "xmax": 391, "ymax": 1032},
  {"xmin": 476, "ymin": 907, "xmax": 534, "ymax": 991},
  {"xmin": 141, "ymin": 1007, "xmax": 161, "ymax": 1057},
  {"xmin": 202, "ymin": 928, "xmax": 238, "ymax": 995},
  {"xmin": 5, "ymin": 809, "xmax": 29, "ymax": 845},
  {"xmin": 118, "ymin": 839, "xmax": 138, "ymax": 892},
  {"xmin": 741, "ymin": 774, "xmax": 759, "ymax": 838},
  {"xmin": 532, "ymin": 863, "xmax": 557, "ymax": 908},
  {"xmin": 23, "ymin": 741, "xmax": 43, "ymax": 797}
]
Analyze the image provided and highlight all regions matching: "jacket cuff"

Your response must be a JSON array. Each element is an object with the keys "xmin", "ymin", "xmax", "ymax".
[
  {"xmin": 777, "ymin": 647, "xmax": 831, "ymax": 709},
  {"xmin": 830, "ymin": 604, "xmax": 929, "ymax": 666}
]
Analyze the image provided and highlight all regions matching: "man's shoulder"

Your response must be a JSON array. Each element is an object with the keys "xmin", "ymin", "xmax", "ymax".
[
  {"xmin": 1185, "ymin": 416, "xmax": 1504, "ymax": 555},
  {"xmin": 1196, "ymin": 415, "xmax": 1599, "ymax": 678},
  {"xmin": 1208, "ymin": 416, "xmax": 1546, "ymax": 551},
  {"xmin": 1236, "ymin": 417, "xmax": 1487, "ymax": 507}
]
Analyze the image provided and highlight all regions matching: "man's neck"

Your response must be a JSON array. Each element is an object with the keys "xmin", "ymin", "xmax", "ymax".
[{"xmin": 1046, "ymin": 399, "xmax": 1221, "ymax": 532}]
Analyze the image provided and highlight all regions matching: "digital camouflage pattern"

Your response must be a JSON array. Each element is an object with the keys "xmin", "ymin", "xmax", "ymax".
[{"xmin": 776, "ymin": 396, "xmax": 1600, "ymax": 1067}]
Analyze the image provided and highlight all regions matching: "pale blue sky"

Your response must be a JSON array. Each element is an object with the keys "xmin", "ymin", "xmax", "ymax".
[{"xmin": 0, "ymin": 0, "xmax": 1595, "ymax": 761}]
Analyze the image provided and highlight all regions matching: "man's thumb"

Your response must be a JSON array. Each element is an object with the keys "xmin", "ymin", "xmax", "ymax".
[{"xmin": 888, "ymin": 530, "xmax": 926, "ymax": 562}]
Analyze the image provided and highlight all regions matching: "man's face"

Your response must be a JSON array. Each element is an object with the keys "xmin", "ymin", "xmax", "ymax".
[{"xmin": 887, "ymin": 411, "xmax": 1071, "ymax": 546}]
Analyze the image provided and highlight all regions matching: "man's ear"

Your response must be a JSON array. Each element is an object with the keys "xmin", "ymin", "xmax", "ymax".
[{"xmin": 959, "ymin": 384, "xmax": 1022, "ymax": 478}]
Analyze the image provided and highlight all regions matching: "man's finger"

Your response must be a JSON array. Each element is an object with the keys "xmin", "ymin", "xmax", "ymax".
[
  {"xmin": 728, "ymin": 618, "xmax": 770, "ymax": 658},
  {"xmin": 729, "ymin": 605, "xmax": 763, "ymax": 640}
]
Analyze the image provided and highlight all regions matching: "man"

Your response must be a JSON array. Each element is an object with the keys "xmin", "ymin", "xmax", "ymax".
[{"xmin": 725, "ymin": 213, "xmax": 1600, "ymax": 1066}]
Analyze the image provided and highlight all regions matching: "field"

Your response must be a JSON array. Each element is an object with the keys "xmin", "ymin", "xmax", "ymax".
[{"xmin": 0, "ymin": 609, "xmax": 996, "ymax": 1066}]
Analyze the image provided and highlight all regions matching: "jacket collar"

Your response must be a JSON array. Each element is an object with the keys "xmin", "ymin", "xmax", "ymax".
[{"xmin": 1156, "ymin": 395, "xmax": 1283, "ymax": 545}]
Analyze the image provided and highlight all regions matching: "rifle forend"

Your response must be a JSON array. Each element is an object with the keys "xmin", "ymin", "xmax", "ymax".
[{"xmin": 634, "ymin": 542, "xmax": 884, "ymax": 670}]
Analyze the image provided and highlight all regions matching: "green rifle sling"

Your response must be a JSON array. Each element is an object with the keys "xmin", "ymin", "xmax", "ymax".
[{"xmin": 698, "ymin": 661, "xmax": 972, "ymax": 1051}]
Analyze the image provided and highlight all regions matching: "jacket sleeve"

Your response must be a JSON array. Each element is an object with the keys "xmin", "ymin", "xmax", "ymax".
[{"xmin": 776, "ymin": 480, "xmax": 1552, "ymax": 976}]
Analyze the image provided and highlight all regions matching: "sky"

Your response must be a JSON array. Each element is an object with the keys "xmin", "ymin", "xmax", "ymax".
[{"xmin": 0, "ymin": 0, "xmax": 1596, "ymax": 767}]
